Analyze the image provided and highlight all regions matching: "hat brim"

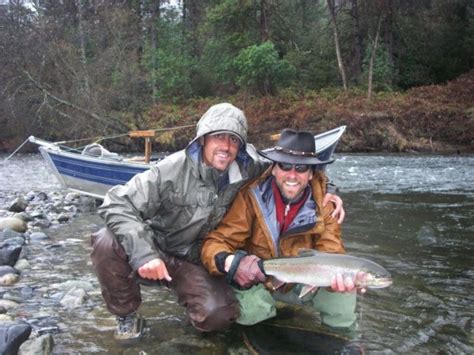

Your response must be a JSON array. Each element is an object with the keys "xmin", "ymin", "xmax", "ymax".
[{"xmin": 258, "ymin": 148, "xmax": 334, "ymax": 165}]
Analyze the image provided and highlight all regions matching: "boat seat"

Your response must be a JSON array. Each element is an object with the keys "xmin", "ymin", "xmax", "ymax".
[{"xmin": 82, "ymin": 143, "xmax": 122, "ymax": 161}]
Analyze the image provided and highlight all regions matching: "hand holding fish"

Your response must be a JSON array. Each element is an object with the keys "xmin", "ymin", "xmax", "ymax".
[
  {"xmin": 330, "ymin": 271, "xmax": 367, "ymax": 293},
  {"xmin": 225, "ymin": 253, "xmax": 266, "ymax": 289}
]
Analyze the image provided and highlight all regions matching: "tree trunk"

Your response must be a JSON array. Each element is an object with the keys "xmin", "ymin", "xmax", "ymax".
[
  {"xmin": 368, "ymin": 14, "xmax": 383, "ymax": 101},
  {"xmin": 260, "ymin": 0, "xmax": 270, "ymax": 42},
  {"xmin": 349, "ymin": 0, "xmax": 363, "ymax": 83},
  {"xmin": 74, "ymin": 0, "xmax": 91, "ymax": 98},
  {"xmin": 150, "ymin": 0, "xmax": 161, "ymax": 103},
  {"xmin": 327, "ymin": 0, "xmax": 347, "ymax": 91}
]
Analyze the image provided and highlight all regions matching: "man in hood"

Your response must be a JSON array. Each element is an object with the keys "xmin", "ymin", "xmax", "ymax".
[{"xmin": 90, "ymin": 103, "xmax": 345, "ymax": 341}]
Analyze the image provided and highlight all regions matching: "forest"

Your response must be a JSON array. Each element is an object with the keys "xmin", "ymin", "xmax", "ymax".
[{"xmin": 0, "ymin": 0, "xmax": 472, "ymax": 153}]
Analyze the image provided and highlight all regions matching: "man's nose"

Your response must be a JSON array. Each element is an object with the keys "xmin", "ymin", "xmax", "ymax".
[{"xmin": 219, "ymin": 136, "xmax": 231, "ymax": 150}]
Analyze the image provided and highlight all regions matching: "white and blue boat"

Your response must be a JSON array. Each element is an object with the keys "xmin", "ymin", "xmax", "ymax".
[{"xmin": 29, "ymin": 125, "xmax": 346, "ymax": 199}]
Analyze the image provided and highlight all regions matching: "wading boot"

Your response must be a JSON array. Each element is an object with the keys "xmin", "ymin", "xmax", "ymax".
[{"xmin": 114, "ymin": 312, "xmax": 144, "ymax": 342}]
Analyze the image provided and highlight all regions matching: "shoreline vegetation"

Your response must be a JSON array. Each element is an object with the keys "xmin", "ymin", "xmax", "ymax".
[
  {"xmin": 131, "ymin": 70, "xmax": 474, "ymax": 155},
  {"xmin": 2, "ymin": 70, "xmax": 473, "ymax": 155}
]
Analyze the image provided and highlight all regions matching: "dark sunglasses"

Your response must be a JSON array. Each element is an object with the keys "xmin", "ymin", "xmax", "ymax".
[{"xmin": 277, "ymin": 162, "xmax": 311, "ymax": 173}]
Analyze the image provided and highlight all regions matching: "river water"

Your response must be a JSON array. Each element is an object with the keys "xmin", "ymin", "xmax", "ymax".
[{"xmin": 0, "ymin": 153, "xmax": 473, "ymax": 354}]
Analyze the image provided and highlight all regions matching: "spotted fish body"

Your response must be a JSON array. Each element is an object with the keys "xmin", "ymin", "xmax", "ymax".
[{"xmin": 263, "ymin": 250, "xmax": 392, "ymax": 294}]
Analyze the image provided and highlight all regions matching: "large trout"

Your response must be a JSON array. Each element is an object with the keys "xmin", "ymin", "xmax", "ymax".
[{"xmin": 263, "ymin": 249, "xmax": 392, "ymax": 298}]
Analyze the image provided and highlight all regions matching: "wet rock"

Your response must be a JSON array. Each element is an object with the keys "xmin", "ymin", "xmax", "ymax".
[
  {"xmin": 25, "ymin": 192, "xmax": 36, "ymax": 201},
  {"xmin": 0, "ymin": 229, "xmax": 24, "ymax": 242},
  {"xmin": 0, "ymin": 299, "xmax": 20, "ymax": 310},
  {"xmin": 29, "ymin": 232, "xmax": 49, "ymax": 242},
  {"xmin": 0, "ymin": 273, "xmax": 19, "ymax": 286},
  {"xmin": 60, "ymin": 288, "xmax": 87, "ymax": 308},
  {"xmin": 14, "ymin": 259, "xmax": 30, "ymax": 272},
  {"xmin": 3, "ymin": 290, "xmax": 25, "ymax": 304},
  {"xmin": 18, "ymin": 333, "xmax": 54, "ymax": 355},
  {"xmin": 56, "ymin": 280, "xmax": 94, "ymax": 292},
  {"xmin": 1, "ymin": 236, "xmax": 26, "ymax": 248},
  {"xmin": 0, "ymin": 321, "xmax": 32, "ymax": 355},
  {"xmin": 29, "ymin": 211, "xmax": 46, "ymax": 220},
  {"xmin": 0, "ymin": 314, "xmax": 13, "ymax": 322},
  {"xmin": 78, "ymin": 197, "xmax": 97, "ymax": 213},
  {"xmin": 30, "ymin": 219, "xmax": 51, "ymax": 229},
  {"xmin": 0, "ymin": 218, "xmax": 27, "ymax": 233},
  {"xmin": 0, "ymin": 245, "xmax": 22, "ymax": 266},
  {"xmin": 65, "ymin": 192, "xmax": 81, "ymax": 202},
  {"xmin": 0, "ymin": 305, "xmax": 7, "ymax": 314},
  {"xmin": 56, "ymin": 214, "xmax": 69, "ymax": 223},
  {"xmin": 8, "ymin": 196, "xmax": 28, "ymax": 213},
  {"xmin": 36, "ymin": 192, "xmax": 48, "ymax": 201},
  {"xmin": 0, "ymin": 266, "xmax": 20, "ymax": 286},
  {"xmin": 13, "ymin": 212, "xmax": 33, "ymax": 222}
]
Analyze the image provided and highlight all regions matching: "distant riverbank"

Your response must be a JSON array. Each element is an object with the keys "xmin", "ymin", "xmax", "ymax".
[{"xmin": 2, "ymin": 71, "xmax": 472, "ymax": 155}]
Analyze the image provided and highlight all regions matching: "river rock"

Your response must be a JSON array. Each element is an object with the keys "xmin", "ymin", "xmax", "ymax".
[
  {"xmin": 30, "ymin": 219, "xmax": 51, "ymax": 229},
  {"xmin": 13, "ymin": 212, "xmax": 33, "ymax": 222},
  {"xmin": 56, "ymin": 280, "xmax": 94, "ymax": 292},
  {"xmin": 0, "ymin": 218, "xmax": 27, "ymax": 233},
  {"xmin": 36, "ymin": 192, "xmax": 48, "ymax": 201},
  {"xmin": 0, "ymin": 246, "xmax": 22, "ymax": 266},
  {"xmin": 0, "ymin": 314, "xmax": 13, "ymax": 321},
  {"xmin": 29, "ymin": 211, "xmax": 46, "ymax": 220},
  {"xmin": 0, "ymin": 299, "xmax": 19, "ymax": 310},
  {"xmin": 18, "ymin": 333, "xmax": 54, "ymax": 355},
  {"xmin": 56, "ymin": 213, "xmax": 69, "ymax": 223},
  {"xmin": 0, "ymin": 321, "xmax": 32, "ymax": 355},
  {"xmin": 1, "ymin": 236, "xmax": 26, "ymax": 248},
  {"xmin": 0, "ymin": 229, "xmax": 24, "ymax": 242},
  {"xmin": 78, "ymin": 196, "xmax": 97, "ymax": 213},
  {"xmin": 0, "ymin": 266, "xmax": 20, "ymax": 286},
  {"xmin": 14, "ymin": 259, "xmax": 30, "ymax": 272},
  {"xmin": 8, "ymin": 196, "xmax": 28, "ymax": 213},
  {"xmin": 3, "ymin": 290, "xmax": 25, "ymax": 303},
  {"xmin": 60, "ymin": 288, "xmax": 87, "ymax": 308},
  {"xmin": 29, "ymin": 232, "xmax": 49, "ymax": 242}
]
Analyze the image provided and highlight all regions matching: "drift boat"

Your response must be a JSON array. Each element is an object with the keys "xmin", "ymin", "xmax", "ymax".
[{"xmin": 29, "ymin": 126, "xmax": 346, "ymax": 200}]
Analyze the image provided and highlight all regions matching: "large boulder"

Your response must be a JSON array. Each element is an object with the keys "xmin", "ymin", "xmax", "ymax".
[
  {"xmin": 8, "ymin": 197, "xmax": 28, "ymax": 213},
  {"xmin": 0, "ymin": 246, "xmax": 22, "ymax": 267},
  {"xmin": 0, "ymin": 321, "xmax": 32, "ymax": 355},
  {"xmin": 0, "ymin": 218, "xmax": 27, "ymax": 233}
]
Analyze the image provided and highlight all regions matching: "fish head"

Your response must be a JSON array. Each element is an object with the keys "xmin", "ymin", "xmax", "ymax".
[{"xmin": 360, "ymin": 272, "xmax": 393, "ymax": 289}]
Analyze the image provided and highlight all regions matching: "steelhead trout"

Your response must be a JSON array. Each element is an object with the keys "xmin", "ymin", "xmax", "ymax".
[{"xmin": 262, "ymin": 249, "xmax": 392, "ymax": 297}]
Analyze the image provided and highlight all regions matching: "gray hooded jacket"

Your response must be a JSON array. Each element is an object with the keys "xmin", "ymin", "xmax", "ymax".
[{"xmin": 98, "ymin": 103, "xmax": 268, "ymax": 268}]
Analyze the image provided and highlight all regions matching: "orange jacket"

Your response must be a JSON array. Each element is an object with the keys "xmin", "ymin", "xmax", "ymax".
[{"xmin": 201, "ymin": 167, "xmax": 345, "ymax": 275}]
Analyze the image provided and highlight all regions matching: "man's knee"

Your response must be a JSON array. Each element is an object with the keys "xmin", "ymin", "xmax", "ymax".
[
  {"xmin": 235, "ymin": 284, "xmax": 276, "ymax": 326},
  {"xmin": 312, "ymin": 289, "xmax": 357, "ymax": 328},
  {"xmin": 190, "ymin": 300, "xmax": 240, "ymax": 332}
]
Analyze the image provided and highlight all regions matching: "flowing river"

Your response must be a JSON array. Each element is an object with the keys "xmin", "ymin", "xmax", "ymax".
[{"xmin": 0, "ymin": 153, "xmax": 473, "ymax": 354}]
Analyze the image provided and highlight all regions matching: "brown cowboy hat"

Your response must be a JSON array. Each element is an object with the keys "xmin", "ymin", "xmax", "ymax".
[{"xmin": 258, "ymin": 129, "xmax": 334, "ymax": 165}]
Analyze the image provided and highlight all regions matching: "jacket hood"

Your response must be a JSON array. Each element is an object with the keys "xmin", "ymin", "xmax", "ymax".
[{"xmin": 191, "ymin": 103, "xmax": 248, "ymax": 146}]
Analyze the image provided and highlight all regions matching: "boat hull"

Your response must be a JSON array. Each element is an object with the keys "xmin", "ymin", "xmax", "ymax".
[{"xmin": 38, "ymin": 147, "xmax": 148, "ymax": 199}]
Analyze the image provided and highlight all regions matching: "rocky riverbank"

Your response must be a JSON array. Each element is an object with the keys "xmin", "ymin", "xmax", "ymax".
[{"xmin": 0, "ymin": 190, "xmax": 98, "ymax": 354}]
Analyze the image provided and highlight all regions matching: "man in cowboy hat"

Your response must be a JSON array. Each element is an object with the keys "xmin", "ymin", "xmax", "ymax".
[{"xmin": 201, "ymin": 128, "xmax": 360, "ymax": 329}]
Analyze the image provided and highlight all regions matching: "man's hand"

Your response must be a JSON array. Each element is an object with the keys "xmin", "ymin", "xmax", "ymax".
[
  {"xmin": 323, "ymin": 193, "xmax": 345, "ymax": 224},
  {"xmin": 330, "ymin": 271, "xmax": 367, "ymax": 293},
  {"xmin": 138, "ymin": 258, "xmax": 172, "ymax": 281},
  {"xmin": 226, "ymin": 254, "xmax": 266, "ymax": 289}
]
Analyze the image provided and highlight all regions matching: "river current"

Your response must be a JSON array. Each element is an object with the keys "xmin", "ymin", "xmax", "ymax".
[{"xmin": 0, "ymin": 153, "xmax": 473, "ymax": 354}]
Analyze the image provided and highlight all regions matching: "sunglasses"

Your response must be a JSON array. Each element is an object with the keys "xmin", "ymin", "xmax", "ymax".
[{"xmin": 277, "ymin": 162, "xmax": 311, "ymax": 173}]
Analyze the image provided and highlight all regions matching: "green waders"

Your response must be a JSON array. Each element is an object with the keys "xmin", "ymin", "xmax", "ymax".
[{"xmin": 234, "ymin": 284, "xmax": 357, "ymax": 329}]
